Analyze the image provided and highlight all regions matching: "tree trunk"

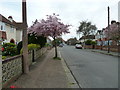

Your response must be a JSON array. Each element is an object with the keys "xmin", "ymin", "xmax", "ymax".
[{"xmin": 54, "ymin": 37, "xmax": 57, "ymax": 58}]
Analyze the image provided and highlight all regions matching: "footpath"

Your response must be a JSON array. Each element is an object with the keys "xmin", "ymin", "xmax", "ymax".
[
  {"xmin": 91, "ymin": 49, "xmax": 120, "ymax": 57},
  {"xmin": 7, "ymin": 48, "xmax": 79, "ymax": 88}
]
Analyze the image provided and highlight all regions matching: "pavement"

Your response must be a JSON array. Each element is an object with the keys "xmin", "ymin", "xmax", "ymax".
[
  {"xmin": 91, "ymin": 49, "xmax": 120, "ymax": 57},
  {"xmin": 6, "ymin": 48, "xmax": 79, "ymax": 88}
]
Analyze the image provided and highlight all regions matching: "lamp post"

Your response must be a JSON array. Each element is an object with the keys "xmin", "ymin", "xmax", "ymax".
[{"xmin": 22, "ymin": 0, "xmax": 29, "ymax": 74}]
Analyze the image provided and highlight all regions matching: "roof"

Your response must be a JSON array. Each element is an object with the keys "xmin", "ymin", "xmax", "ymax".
[
  {"xmin": 0, "ymin": 14, "xmax": 16, "ymax": 27},
  {"xmin": 0, "ymin": 14, "xmax": 24, "ymax": 30},
  {"xmin": 79, "ymin": 35, "xmax": 95, "ymax": 40}
]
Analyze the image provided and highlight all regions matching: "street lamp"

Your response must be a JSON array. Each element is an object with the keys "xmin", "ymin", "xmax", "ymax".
[{"xmin": 107, "ymin": 6, "xmax": 110, "ymax": 53}]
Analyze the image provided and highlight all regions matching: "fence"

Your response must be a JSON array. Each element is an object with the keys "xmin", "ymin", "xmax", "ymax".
[{"xmin": 2, "ymin": 47, "xmax": 48, "ymax": 88}]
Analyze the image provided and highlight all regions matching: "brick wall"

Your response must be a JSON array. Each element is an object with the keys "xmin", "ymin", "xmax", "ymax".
[{"xmin": 85, "ymin": 45, "xmax": 118, "ymax": 52}]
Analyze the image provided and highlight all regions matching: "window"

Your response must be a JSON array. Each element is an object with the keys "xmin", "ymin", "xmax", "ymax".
[{"xmin": 1, "ymin": 25, "xmax": 3, "ymax": 30}]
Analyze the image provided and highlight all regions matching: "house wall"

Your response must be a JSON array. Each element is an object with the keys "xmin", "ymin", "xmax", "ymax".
[
  {"xmin": 0, "ymin": 21, "xmax": 6, "ymax": 31},
  {"xmin": 5, "ymin": 24, "xmax": 16, "ymax": 43}
]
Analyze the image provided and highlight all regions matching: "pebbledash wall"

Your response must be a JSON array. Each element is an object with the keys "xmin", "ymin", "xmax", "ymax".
[{"xmin": 2, "ymin": 47, "xmax": 47, "ymax": 88}]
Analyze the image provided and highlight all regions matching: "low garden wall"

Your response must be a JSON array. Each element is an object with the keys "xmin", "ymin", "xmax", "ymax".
[
  {"xmin": 84, "ymin": 45, "xmax": 118, "ymax": 52},
  {"xmin": 2, "ymin": 47, "xmax": 48, "ymax": 88},
  {"xmin": 2, "ymin": 55, "xmax": 23, "ymax": 87}
]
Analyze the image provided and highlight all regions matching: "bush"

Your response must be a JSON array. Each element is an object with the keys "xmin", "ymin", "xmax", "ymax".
[
  {"xmin": 85, "ymin": 40, "xmax": 92, "ymax": 45},
  {"xmin": 85, "ymin": 40, "xmax": 97, "ymax": 45},
  {"xmin": 28, "ymin": 34, "xmax": 47, "ymax": 48},
  {"xmin": 2, "ymin": 43, "xmax": 17, "ymax": 56},
  {"xmin": 28, "ymin": 44, "xmax": 40, "ymax": 50},
  {"xmin": 45, "ymin": 43, "xmax": 52, "ymax": 47},
  {"xmin": 17, "ymin": 41, "xmax": 22, "ymax": 54},
  {"xmin": 20, "ymin": 44, "xmax": 40, "ymax": 54},
  {"xmin": 2, "ymin": 56, "xmax": 6, "ymax": 60},
  {"xmin": 91, "ymin": 41, "xmax": 97, "ymax": 45}
]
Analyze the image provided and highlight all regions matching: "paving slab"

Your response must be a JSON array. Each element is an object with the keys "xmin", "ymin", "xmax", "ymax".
[{"xmin": 6, "ymin": 49, "xmax": 70, "ymax": 88}]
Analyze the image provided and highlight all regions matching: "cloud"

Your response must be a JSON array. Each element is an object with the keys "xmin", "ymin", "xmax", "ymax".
[{"xmin": 0, "ymin": 0, "xmax": 119, "ymax": 40}]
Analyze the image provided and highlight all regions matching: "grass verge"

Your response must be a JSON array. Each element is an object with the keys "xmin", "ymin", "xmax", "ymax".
[{"xmin": 53, "ymin": 57, "xmax": 61, "ymax": 60}]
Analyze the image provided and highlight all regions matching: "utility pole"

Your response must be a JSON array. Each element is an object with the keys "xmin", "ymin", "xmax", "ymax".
[
  {"xmin": 108, "ymin": 6, "xmax": 110, "ymax": 53},
  {"xmin": 22, "ymin": 0, "xmax": 29, "ymax": 73}
]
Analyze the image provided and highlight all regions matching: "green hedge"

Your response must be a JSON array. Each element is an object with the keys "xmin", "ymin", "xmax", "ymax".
[
  {"xmin": 2, "ymin": 43, "xmax": 17, "ymax": 56},
  {"xmin": 20, "ymin": 44, "xmax": 40, "ymax": 54}
]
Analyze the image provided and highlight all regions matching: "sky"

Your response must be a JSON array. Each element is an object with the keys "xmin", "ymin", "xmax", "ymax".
[{"xmin": 0, "ymin": 0, "xmax": 119, "ymax": 41}]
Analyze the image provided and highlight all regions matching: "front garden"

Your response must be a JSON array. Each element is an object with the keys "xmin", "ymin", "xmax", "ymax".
[{"xmin": 1, "ymin": 33, "xmax": 52, "ymax": 60}]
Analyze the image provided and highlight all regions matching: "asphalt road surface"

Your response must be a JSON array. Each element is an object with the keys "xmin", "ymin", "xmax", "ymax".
[{"xmin": 59, "ymin": 45, "xmax": 118, "ymax": 88}]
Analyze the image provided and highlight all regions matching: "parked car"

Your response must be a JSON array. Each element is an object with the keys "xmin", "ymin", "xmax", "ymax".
[
  {"xmin": 59, "ymin": 43, "xmax": 64, "ymax": 47},
  {"xmin": 75, "ymin": 44, "xmax": 82, "ymax": 49}
]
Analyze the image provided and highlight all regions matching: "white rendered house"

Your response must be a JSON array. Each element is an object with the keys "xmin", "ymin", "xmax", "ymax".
[{"xmin": 0, "ymin": 14, "xmax": 23, "ymax": 44}]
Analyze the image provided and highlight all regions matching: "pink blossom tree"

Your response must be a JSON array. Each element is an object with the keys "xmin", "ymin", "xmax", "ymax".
[
  {"xmin": 104, "ymin": 21, "xmax": 120, "ymax": 45},
  {"xmin": 28, "ymin": 13, "xmax": 70, "ymax": 58}
]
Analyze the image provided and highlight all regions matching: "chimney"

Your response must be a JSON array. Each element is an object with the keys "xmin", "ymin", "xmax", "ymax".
[{"xmin": 8, "ymin": 16, "xmax": 13, "ymax": 22}]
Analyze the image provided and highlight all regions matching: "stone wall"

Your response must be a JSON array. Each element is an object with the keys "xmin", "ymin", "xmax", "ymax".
[
  {"xmin": 2, "ymin": 55, "xmax": 23, "ymax": 87},
  {"xmin": 28, "ymin": 51, "xmax": 32, "ymax": 66},
  {"xmin": 2, "ymin": 47, "xmax": 48, "ymax": 88}
]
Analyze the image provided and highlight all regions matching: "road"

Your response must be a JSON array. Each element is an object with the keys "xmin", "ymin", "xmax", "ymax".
[{"xmin": 59, "ymin": 45, "xmax": 118, "ymax": 88}]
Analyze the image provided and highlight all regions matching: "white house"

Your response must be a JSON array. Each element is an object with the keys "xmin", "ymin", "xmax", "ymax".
[
  {"xmin": 0, "ymin": 14, "xmax": 23, "ymax": 44},
  {"xmin": 95, "ymin": 29, "xmax": 110, "ymax": 46}
]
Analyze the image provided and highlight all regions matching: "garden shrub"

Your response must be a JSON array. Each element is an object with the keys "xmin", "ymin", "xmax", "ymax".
[
  {"xmin": 45, "ymin": 43, "xmax": 52, "ymax": 47},
  {"xmin": 85, "ymin": 40, "xmax": 97, "ymax": 45},
  {"xmin": 17, "ymin": 41, "xmax": 22, "ymax": 54},
  {"xmin": 2, "ymin": 43, "xmax": 17, "ymax": 56},
  {"xmin": 20, "ymin": 44, "xmax": 40, "ymax": 54},
  {"xmin": 85, "ymin": 40, "xmax": 92, "ymax": 45},
  {"xmin": 91, "ymin": 41, "xmax": 97, "ymax": 45},
  {"xmin": 2, "ymin": 56, "xmax": 6, "ymax": 60},
  {"xmin": 28, "ymin": 34, "xmax": 47, "ymax": 48}
]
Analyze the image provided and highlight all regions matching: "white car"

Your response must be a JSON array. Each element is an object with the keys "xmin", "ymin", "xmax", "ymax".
[{"xmin": 75, "ymin": 44, "xmax": 82, "ymax": 49}]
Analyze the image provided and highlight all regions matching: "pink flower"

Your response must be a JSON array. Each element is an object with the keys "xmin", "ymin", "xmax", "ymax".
[{"xmin": 28, "ymin": 13, "xmax": 71, "ymax": 38}]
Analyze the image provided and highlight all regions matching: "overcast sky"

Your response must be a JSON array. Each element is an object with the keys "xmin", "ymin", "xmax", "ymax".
[{"xmin": 0, "ymin": 0, "xmax": 119, "ymax": 41}]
